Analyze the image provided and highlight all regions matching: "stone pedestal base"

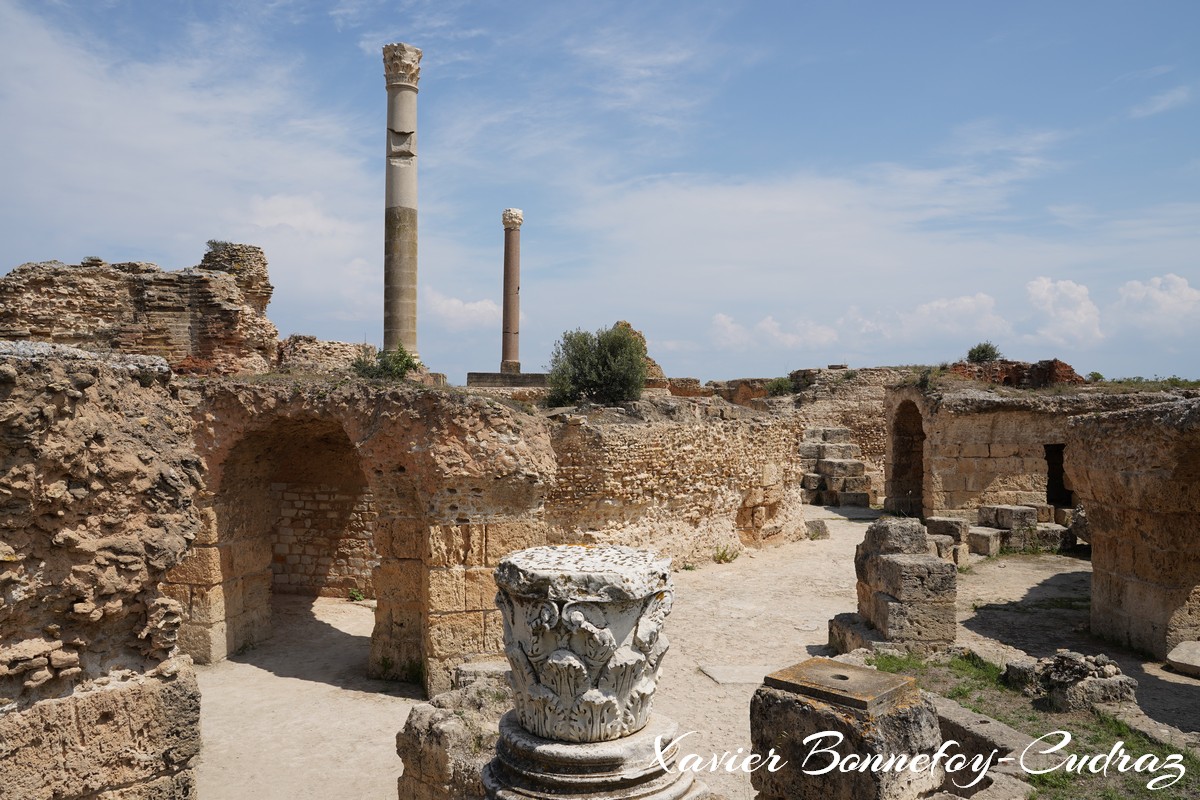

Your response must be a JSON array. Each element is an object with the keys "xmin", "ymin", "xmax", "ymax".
[
  {"xmin": 482, "ymin": 712, "xmax": 708, "ymax": 799},
  {"xmin": 500, "ymin": 360, "xmax": 521, "ymax": 374}
]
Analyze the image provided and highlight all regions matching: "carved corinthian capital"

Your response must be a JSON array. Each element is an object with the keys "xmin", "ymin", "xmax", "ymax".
[
  {"xmin": 494, "ymin": 545, "xmax": 674, "ymax": 744},
  {"xmin": 383, "ymin": 42, "xmax": 422, "ymax": 87},
  {"xmin": 502, "ymin": 208, "xmax": 524, "ymax": 230}
]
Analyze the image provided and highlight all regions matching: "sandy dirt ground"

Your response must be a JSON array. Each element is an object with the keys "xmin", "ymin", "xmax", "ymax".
[{"xmin": 195, "ymin": 508, "xmax": 1200, "ymax": 799}]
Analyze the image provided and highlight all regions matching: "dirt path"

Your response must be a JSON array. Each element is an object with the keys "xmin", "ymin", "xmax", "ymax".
[{"xmin": 195, "ymin": 510, "xmax": 1199, "ymax": 799}]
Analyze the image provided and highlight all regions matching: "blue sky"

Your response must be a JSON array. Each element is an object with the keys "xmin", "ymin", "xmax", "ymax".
[{"xmin": 0, "ymin": 1, "xmax": 1197, "ymax": 383}]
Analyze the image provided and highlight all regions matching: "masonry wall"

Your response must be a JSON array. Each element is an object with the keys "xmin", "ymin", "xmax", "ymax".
[
  {"xmin": 0, "ymin": 343, "xmax": 202, "ymax": 799},
  {"xmin": 884, "ymin": 385, "xmax": 1183, "ymax": 520},
  {"xmin": 173, "ymin": 382, "xmax": 557, "ymax": 695},
  {"xmin": 1066, "ymin": 398, "xmax": 1200, "ymax": 659},
  {"xmin": 0, "ymin": 244, "xmax": 278, "ymax": 374},
  {"xmin": 790, "ymin": 368, "xmax": 913, "ymax": 477},
  {"xmin": 544, "ymin": 408, "xmax": 811, "ymax": 563},
  {"xmin": 270, "ymin": 482, "xmax": 378, "ymax": 598}
]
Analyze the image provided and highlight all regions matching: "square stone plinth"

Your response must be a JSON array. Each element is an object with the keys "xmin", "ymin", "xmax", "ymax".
[
  {"xmin": 752, "ymin": 659, "xmax": 943, "ymax": 800},
  {"xmin": 763, "ymin": 657, "xmax": 917, "ymax": 715}
]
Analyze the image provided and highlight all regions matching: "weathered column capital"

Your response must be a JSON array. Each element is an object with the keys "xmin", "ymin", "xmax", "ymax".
[
  {"xmin": 502, "ymin": 208, "xmax": 524, "ymax": 230},
  {"xmin": 383, "ymin": 42, "xmax": 422, "ymax": 88},
  {"xmin": 494, "ymin": 544, "xmax": 673, "ymax": 744}
]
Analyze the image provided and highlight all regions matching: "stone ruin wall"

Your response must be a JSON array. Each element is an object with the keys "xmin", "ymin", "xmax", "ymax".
[
  {"xmin": 884, "ymin": 385, "xmax": 1183, "ymax": 520},
  {"xmin": 1066, "ymin": 397, "xmax": 1200, "ymax": 659},
  {"xmin": 543, "ymin": 405, "xmax": 812, "ymax": 564},
  {"xmin": 787, "ymin": 368, "xmax": 913, "ymax": 497},
  {"xmin": 0, "ymin": 344, "xmax": 202, "ymax": 799},
  {"xmin": 171, "ymin": 381, "xmax": 556, "ymax": 695},
  {"xmin": 0, "ymin": 244, "xmax": 279, "ymax": 375}
]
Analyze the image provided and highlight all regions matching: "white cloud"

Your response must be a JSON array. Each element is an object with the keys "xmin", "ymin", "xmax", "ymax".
[
  {"xmin": 1024, "ymin": 277, "xmax": 1104, "ymax": 347},
  {"xmin": 709, "ymin": 313, "xmax": 837, "ymax": 353},
  {"xmin": 1129, "ymin": 86, "xmax": 1192, "ymax": 118},
  {"xmin": 248, "ymin": 194, "xmax": 362, "ymax": 238},
  {"xmin": 424, "ymin": 287, "xmax": 502, "ymax": 331},
  {"xmin": 1114, "ymin": 274, "xmax": 1200, "ymax": 335},
  {"xmin": 754, "ymin": 316, "xmax": 839, "ymax": 349},
  {"xmin": 906, "ymin": 293, "xmax": 1012, "ymax": 340},
  {"xmin": 710, "ymin": 313, "xmax": 753, "ymax": 350}
]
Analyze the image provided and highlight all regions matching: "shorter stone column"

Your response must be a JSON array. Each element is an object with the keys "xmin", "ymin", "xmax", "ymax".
[
  {"xmin": 483, "ymin": 544, "xmax": 707, "ymax": 799},
  {"xmin": 500, "ymin": 208, "xmax": 522, "ymax": 375}
]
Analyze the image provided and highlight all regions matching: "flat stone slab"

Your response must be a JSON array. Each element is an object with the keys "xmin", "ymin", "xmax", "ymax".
[
  {"xmin": 495, "ymin": 544, "xmax": 671, "ymax": 601},
  {"xmin": 1167, "ymin": 641, "xmax": 1200, "ymax": 678},
  {"xmin": 699, "ymin": 664, "xmax": 777, "ymax": 685},
  {"xmin": 763, "ymin": 656, "xmax": 917, "ymax": 714}
]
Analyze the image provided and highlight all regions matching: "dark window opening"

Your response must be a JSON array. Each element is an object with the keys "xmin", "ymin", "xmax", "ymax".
[{"xmin": 1045, "ymin": 443, "xmax": 1072, "ymax": 507}]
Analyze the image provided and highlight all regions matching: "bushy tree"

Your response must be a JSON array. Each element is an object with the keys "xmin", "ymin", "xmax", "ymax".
[
  {"xmin": 351, "ymin": 345, "xmax": 418, "ymax": 380},
  {"xmin": 546, "ymin": 323, "xmax": 648, "ymax": 405},
  {"xmin": 966, "ymin": 341, "xmax": 1002, "ymax": 364}
]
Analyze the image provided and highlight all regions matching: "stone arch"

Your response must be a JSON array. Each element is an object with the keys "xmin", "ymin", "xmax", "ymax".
[
  {"xmin": 1166, "ymin": 431, "xmax": 1200, "ymax": 649},
  {"xmin": 168, "ymin": 416, "xmax": 380, "ymax": 662},
  {"xmin": 885, "ymin": 399, "xmax": 925, "ymax": 517}
]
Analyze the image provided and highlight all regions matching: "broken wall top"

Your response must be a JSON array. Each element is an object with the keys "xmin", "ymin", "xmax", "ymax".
[{"xmin": 0, "ymin": 244, "xmax": 278, "ymax": 374}]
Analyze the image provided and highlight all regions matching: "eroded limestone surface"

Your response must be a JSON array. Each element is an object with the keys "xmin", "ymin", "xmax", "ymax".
[
  {"xmin": 0, "ymin": 244, "xmax": 278, "ymax": 374},
  {"xmin": 0, "ymin": 342, "xmax": 203, "ymax": 798}
]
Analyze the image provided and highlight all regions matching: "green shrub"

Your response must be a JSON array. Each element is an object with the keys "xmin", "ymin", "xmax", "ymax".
[
  {"xmin": 351, "ymin": 345, "xmax": 418, "ymax": 381},
  {"xmin": 546, "ymin": 323, "xmax": 647, "ymax": 405},
  {"xmin": 765, "ymin": 376, "xmax": 793, "ymax": 397},
  {"xmin": 1086, "ymin": 371, "xmax": 1104, "ymax": 383},
  {"xmin": 966, "ymin": 341, "xmax": 1002, "ymax": 363}
]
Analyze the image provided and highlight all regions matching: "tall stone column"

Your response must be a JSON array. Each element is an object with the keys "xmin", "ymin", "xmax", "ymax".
[
  {"xmin": 382, "ymin": 42, "xmax": 421, "ymax": 356},
  {"xmin": 500, "ymin": 208, "xmax": 523, "ymax": 374},
  {"xmin": 483, "ymin": 544, "xmax": 707, "ymax": 799}
]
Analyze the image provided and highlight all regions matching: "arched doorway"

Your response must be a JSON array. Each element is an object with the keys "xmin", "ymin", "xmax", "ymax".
[
  {"xmin": 168, "ymin": 417, "xmax": 377, "ymax": 661},
  {"xmin": 885, "ymin": 400, "xmax": 925, "ymax": 517}
]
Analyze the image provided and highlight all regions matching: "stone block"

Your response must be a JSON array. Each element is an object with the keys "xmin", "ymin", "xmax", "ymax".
[
  {"xmin": 839, "ymin": 491, "xmax": 870, "ymax": 507},
  {"xmin": 924, "ymin": 516, "xmax": 969, "ymax": 543},
  {"xmin": 426, "ymin": 524, "xmax": 486, "ymax": 568},
  {"xmin": 485, "ymin": 521, "xmax": 545, "ymax": 564},
  {"xmin": 860, "ymin": 517, "xmax": 928, "ymax": 555},
  {"xmin": 1167, "ymin": 641, "xmax": 1200, "ymax": 678},
  {"xmin": 177, "ymin": 621, "xmax": 229, "ymax": 663},
  {"xmin": 827, "ymin": 612, "xmax": 886, "ymax": 654},
  {"xmin": 976, "ymin": 505, "xmax": 1000, "ymax": 528},
  {"xmin": 825, "ymin": 476, "xmax": 847, "ymax": 492},
  {"xmin": 817, "ymin": 459, "xmax": 865, "ymax": 477},
  {"xmin": 165, "ymin": 546, "xmax": 223, "ymax": 585},
  {"xmin": 190, "ymin": 582, "xmax": 237, "ymax": 625},
  {"xmin": 425, "ymin": 612, "xmax": 485, "ymax": 660},
  {"xmin": 968, "ymin": 528, "xmax": 1001, "ymax": 556},
  {"xmin": 866, "ymin": 554, "xmax": 956, "ymax": 603},
  {"xmin": 802, "ymin": 473, "xmax": 824, "ymax": 490},
  {"xmin": 798, "ymin": 442, "xmax": 824, "ymax": 459},
  {"xmin": 867, "ymin": 592, "xmax": 956, "ymax": 643},
  {"xmin": 1054, "ymin": 507, "xmax": 1075, "ymax": 527},
  {"xmin": 819, "ymin": 443, "xmax": 862, "ymax": 459},
  {"xmin": 928, "ymin": 534, "xmax": 955, "ymax": 560},
  {"xmin": 426, "ymin": 566, "xmax": 466, "ymax": 612},
  {"xmin": 1031, "ymin": 503, "xmax": 1054, "ymax": 523},
  {"xmin": 820, "ymin": 428, "xmax": 853, "ymax": 443},
  {"xmin": 375, "ymin": 558, "xmax": 424, "ymax": 603},
  {"xmin": 805, "ymin": 519, "xmax": 829, "ymax": 540},
  {"xmin": 841, "ymin": 475, "xmax": 873, "ymax": 493},
  {"xmin": 750, "ymin": 669, "xmax": 942, "ymax": 800},
  {"xmin": 995, "ymin": 505, "xmax": 1038, "ymax": 531},
  {"xmin": 464, "ymin": 567, "xmax": 496, "ymax": 611},
  {"xmin": 0, "ymin": 667, "xmax": 200, "ymax": 800}
]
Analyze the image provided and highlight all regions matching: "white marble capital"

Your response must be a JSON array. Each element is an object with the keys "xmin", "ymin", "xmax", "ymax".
[{"xmin": 495, "ymin": 545, "xmax": 673, "ymax": 743}]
